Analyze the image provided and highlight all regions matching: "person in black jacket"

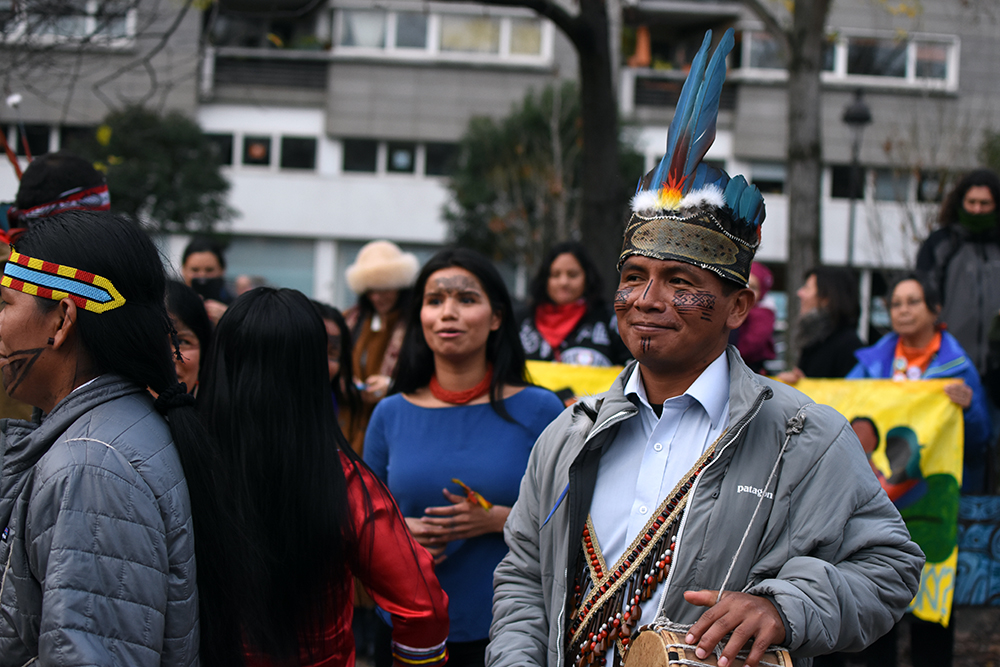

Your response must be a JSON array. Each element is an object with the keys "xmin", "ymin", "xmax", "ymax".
[
  {"xmin": 916, "ymin": 168, "xmax": 1000, "ymax": 383},
  {"xmin": 778, "ymin": 266, "xmax": 863, "ymax": 382},
  {"xmin": 517, "ymin": 242, "xmax": 630, "ymax": 367}
]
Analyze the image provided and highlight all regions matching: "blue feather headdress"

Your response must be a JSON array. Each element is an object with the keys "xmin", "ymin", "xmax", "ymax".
[{"xmin": 620, "ymin": 28, "xmax": 765, "ymax": 286}]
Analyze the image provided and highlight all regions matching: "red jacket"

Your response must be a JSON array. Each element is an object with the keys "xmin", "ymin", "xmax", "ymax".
[{"xmin": 247, "ymin": 453, "xmax": 449, "ymax": 666}]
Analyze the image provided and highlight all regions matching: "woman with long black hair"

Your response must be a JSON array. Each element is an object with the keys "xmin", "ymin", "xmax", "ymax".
[
  {"xmin": 197, "ymin": 287, "xmax": 449, "ymax": 667},
  {"xmin": 312, "ymin": 300, "xmax": 363, "ymax": 434},
  {"xmin": 365, "ymin": 248, "xmax": 564, "ymax": 666},
  {"xmin": 166, "ymin": 279, "xmax": 212, "ymax": 395},
  {"xmin": 0, "ymin": 211, "xmax": 201, "ymax": 665}
]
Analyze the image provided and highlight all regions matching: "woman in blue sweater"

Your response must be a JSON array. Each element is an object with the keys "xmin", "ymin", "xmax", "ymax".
[
  {"xmin": 365, "ymin": 248, "xmax": 564, "ymax": 667},
  {"xmin": 848, "ymin": 273, "xmax": 991, "ymax": 493}
]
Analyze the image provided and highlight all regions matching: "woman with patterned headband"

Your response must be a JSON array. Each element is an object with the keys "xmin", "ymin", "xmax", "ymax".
[{"xmin": 0, "ymin": 211, "xmax": 204, "ymax": 666}]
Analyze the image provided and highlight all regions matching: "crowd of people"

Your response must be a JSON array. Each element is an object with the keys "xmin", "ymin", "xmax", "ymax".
[{"xmin": 0, "ymin": 29, "xmax": 996, "ymax": 667}]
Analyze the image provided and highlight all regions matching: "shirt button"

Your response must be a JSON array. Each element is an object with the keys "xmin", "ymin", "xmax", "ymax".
[
  {"xmin": 639, "ymin": 505, "xmax": 648, "ymax": 515},
  {"xmin": 653, "ymin": 442, "xmax": 663, "ymax": 452}
]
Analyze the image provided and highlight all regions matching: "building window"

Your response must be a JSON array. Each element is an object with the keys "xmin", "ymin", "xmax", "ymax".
[
  {"xmin": 915, "ymin": 41, "xmax": 948, "ymax": 80},
  {"xmin": 243, "ymin": 135, "xmax": 272, "ymax": 166},
  {"xmin": 847, "ymin": 37, "xmax": 906, "ymax": 78},
  {"xmin": 9, "ymin": 0, "xmax": 134, "ymax": 42},
  {"xmin": 334, "ymin": 7, "xmax": 547, "ymax": 62},
  {"xmin": 440, "ymin": 15, "xmax": 499, "ymax": 54},
  {"xmin": 205, "ymin": 133, "xmax": 234, "ymax": 166},
  {"xmin": 838, "ymin": 33, "xmax": 955, "ymax": 85},
  {"xmin": 746, "ymin": 31, "xmax": 784, "ymax": 70},
  {"xmin": 395, "ymin": 11, "xmax": 427, "ymax": 49},
  {"xmin": 831, "ymin": 165, "xmax": 864, "ymax": 199},
  {"xmin": 917, "ymin": 170, "xmax": 946, "ymax": 203},
  {"xmin": 14, "ymin": 124, "xmax": 50, "ymax": 156},
  {"xmin": 280, "ymin": 136, "xmax": 317, "ymax": 170},
  {"xmin": 343, "ymin": 138, "xmax": 377, "ymax": 172},
  {"xmin": 739, "ymin": 29, "xmax": 956, "ymax": 88},
  {"xmin": 749, "ymin": 162, "xmax": 786, "ymax": 195},
  {"xmin": 59, "ymin": 125, "xmax": 94, "ymax": 153},
  {"xmin": 0, "ymin": 0, "xmax": 14, "ymax": 31},
  {"xmin": 510, "ymin": 17, "xmax": 542, "ymax": 56},
  {"xmin": 425, "ymin": 142, "xmax": 458, "ymax": 176},
  {"xmin": 338, "ymin": 9, "xmax": 384, "ymax": 48},
  {"xmin": 386, "ymin": 142, "xmax": 416, "ymax": 173},
  {"xmin": 873, "ymin": 168, "xmax": 910, "ymax": 201},
  {"xmin": 208, "ymin": 6, "xmax": 325, "ymax": 50}
]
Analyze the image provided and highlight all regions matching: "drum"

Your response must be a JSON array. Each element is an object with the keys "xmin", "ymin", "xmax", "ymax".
[{"xmin": 622, "ymin": 628, "xmax": 793, "ymax": 667}]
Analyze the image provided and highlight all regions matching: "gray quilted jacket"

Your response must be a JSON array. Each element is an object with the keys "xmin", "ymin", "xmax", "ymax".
[
  {"xmin": 0, "ymin": 374, "xmax": 199, "ymax": 666},
  {"xmin": 488, "ymin": 348, "xmax": 924, "ymax": 666}
]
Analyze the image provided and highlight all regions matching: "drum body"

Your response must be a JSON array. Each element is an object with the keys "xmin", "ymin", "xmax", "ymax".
[{"xmin": 622, "ymin": 628, "xmax": 793, "ymax": 667}]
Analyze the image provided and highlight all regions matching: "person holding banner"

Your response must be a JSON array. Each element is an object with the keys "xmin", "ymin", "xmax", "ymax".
[
  {"xmin": 488, "ymin": 28, "xmax": 923, "ymax": 667},
  {"xmin": 841, "ymin": 273, "xmax": 992, "ymax": 667},
  {"xmin": 848, "ymin": 274, "xmax": 991, "ymax": 494}
]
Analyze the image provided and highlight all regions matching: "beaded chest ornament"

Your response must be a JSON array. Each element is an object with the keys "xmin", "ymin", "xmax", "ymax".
[{"xmin": 567, "ymin": 446, "xmax": 717, "ymax": 667}]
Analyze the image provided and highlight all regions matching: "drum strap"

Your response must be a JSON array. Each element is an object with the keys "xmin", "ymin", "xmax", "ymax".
[{"xmin": 567, "ymin": 444, "xmax": 718, "ymax": 667}]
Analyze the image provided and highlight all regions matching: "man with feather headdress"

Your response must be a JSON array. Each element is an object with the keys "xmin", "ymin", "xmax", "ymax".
[{"xmin": 487, "ymin": 29, "xmax": 923, "ymax": 667}]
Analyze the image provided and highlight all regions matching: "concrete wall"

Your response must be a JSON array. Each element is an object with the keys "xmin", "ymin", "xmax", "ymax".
[{"xmin": 0, "ymin": 0, "xmax": 201, "ymax": 126}]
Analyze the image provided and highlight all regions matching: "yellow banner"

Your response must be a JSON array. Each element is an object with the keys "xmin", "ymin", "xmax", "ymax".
[
  {"xmin": 797, "ymin": 378, "xmax": 964, "ymax": 627},
  {"xmin": 525, "ymin": 367, "xmax": 964, "ymax": 626},
  {"xmin": 526, "ymin": 360, "xmax": 625, "ymax": 398}
]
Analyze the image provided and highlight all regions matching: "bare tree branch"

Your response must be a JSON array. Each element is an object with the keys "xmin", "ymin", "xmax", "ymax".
[
  {"xmin": 91, "ymin": 0, "xmax": 194, "ymax": 109},
  {"xmin": 740, "ymin": 0, "xmax": 790, "ymax": 54}
]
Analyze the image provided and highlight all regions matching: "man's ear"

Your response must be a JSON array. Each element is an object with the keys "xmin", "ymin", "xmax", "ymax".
[
  {"xmin": 725, "ymin": 288, "xmax": 756, "ymax": 331},
  {"xmin": 50, "ymin": 298, "xmax": 79, "ymax": 350}
]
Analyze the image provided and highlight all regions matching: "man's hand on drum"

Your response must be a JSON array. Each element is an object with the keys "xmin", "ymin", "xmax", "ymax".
[{"xmin": 682, "ymin": 590, "xmax": 786, "ymax": 667}]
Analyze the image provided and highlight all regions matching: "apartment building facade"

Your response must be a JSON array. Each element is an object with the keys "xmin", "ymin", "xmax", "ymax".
[{"xmin": 2, "ymin": 0, "xmax": 998, "ymax": 310}]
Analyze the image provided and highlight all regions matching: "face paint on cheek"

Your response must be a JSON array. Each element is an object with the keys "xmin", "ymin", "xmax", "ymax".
[
  {"xmin": 673, "ymin": 291, "xmax": 717, "ymax": 321},
  {"xmin": 613, "ymin": 286, "xmax": 634, "ymax": 312},
  {"xmin": 1, "ymin": 347, "xmax": 45, "ymax": 395}
]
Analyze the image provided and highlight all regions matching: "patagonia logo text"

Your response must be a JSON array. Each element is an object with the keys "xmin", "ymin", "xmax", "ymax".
[{"xmin": 737, "ymin": 485, "xmax": 773, "ymax": 499}]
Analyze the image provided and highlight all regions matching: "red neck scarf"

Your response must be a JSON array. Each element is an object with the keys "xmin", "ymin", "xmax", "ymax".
[
  {"xmin": 430, "ymin": 363, "xmax": 493, "ymax": 404},
  {"xmin": 535, "ymin": 300, "xmax": 587, "ymax": 353}
]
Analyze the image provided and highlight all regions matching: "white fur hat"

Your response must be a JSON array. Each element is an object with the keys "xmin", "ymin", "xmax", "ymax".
[{"xmin": 345, "ymin": 240, "xmax": 420, "ymax": 294}]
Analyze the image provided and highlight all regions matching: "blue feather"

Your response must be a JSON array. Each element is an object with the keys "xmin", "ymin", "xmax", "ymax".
[
  {"xmin": 684, "ymin": 29, "xmax": 735, "ymax": 176},
  {"xmin": 689, "ymin": 163, "xmax": 729, "ymax": 193},
  {"xmin": 659, "ymin": 32, "xmax": 712, "ymax": 182},
  {"xmin": 723, "ymin": 175, "xmax": 765, "ymax": 229},
  {"xmin": 643, "ymin": 29, "xmax": 736, "ymax": 200}
]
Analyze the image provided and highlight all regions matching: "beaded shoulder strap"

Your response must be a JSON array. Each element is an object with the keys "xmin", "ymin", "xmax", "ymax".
[{"xmin": 568, "ymin": 444, "xmax": 717, "ymax": 667}]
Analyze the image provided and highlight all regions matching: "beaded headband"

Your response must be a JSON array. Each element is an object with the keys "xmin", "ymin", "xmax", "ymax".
[
  {"xmin": 1, "ymin": 249, "xmax": 126, "ymax": 313},
  {"xmin": 7, "ymin": 184, "xmax": 111, "ymax": 224}
]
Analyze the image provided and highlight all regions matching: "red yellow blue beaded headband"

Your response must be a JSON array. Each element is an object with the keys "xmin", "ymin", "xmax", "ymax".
[{"xmin": 1, "ymin": 249, "xmax": 126, "ymax": 313}]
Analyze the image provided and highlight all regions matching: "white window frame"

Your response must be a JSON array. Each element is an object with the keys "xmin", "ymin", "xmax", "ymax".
[
  {"xmin": 1, "ymin": 0, "xmax": 137, "ymax": 47},
  {"xmin": 331, "ymin": 2, "xmax": 553, "ymax": 67},
  {"xmin": 734, "ymin": 27, "xmax": 959, "ymax": 92},
  {"xmin": 828, "ymin": 31, "xmax": 959, "ymax": 90}
]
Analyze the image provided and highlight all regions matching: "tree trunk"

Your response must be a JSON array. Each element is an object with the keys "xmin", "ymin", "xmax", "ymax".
[
  {"xmin": 576, "ymin": 0, "xmax": 624, "ymax": 293},
  {"xmin": 784, "ymin": 0, "xmax": 829, "ymax": 366}
]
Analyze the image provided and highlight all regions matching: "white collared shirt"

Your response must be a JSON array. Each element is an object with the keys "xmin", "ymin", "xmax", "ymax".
[{"xmin": 588, "ymin": 351, "xmax": 730, "ymax": 620}]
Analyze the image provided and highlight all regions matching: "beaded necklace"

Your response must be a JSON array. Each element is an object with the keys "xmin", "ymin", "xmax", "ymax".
[
  {"xmin": 567, "ymin": 445, "xmax": 718, "ymax": 667},
  {"xmin": 429, "ymin": 363, "xmax": 493, "ymax": 404}
]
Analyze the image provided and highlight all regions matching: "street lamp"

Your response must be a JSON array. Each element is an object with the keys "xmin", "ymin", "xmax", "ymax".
[{"xmin": 842, "ymin": 88, "xmax": 872, "ymax": 266}]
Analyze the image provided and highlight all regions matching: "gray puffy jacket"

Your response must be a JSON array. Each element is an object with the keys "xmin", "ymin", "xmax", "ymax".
[
  {"xmin": 488, "ymin": 348, "xmax": 924, "ymax": 667},
  {"xmin": 0, "ymin": 375, "xmax": 199, "ymax": 666}
]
